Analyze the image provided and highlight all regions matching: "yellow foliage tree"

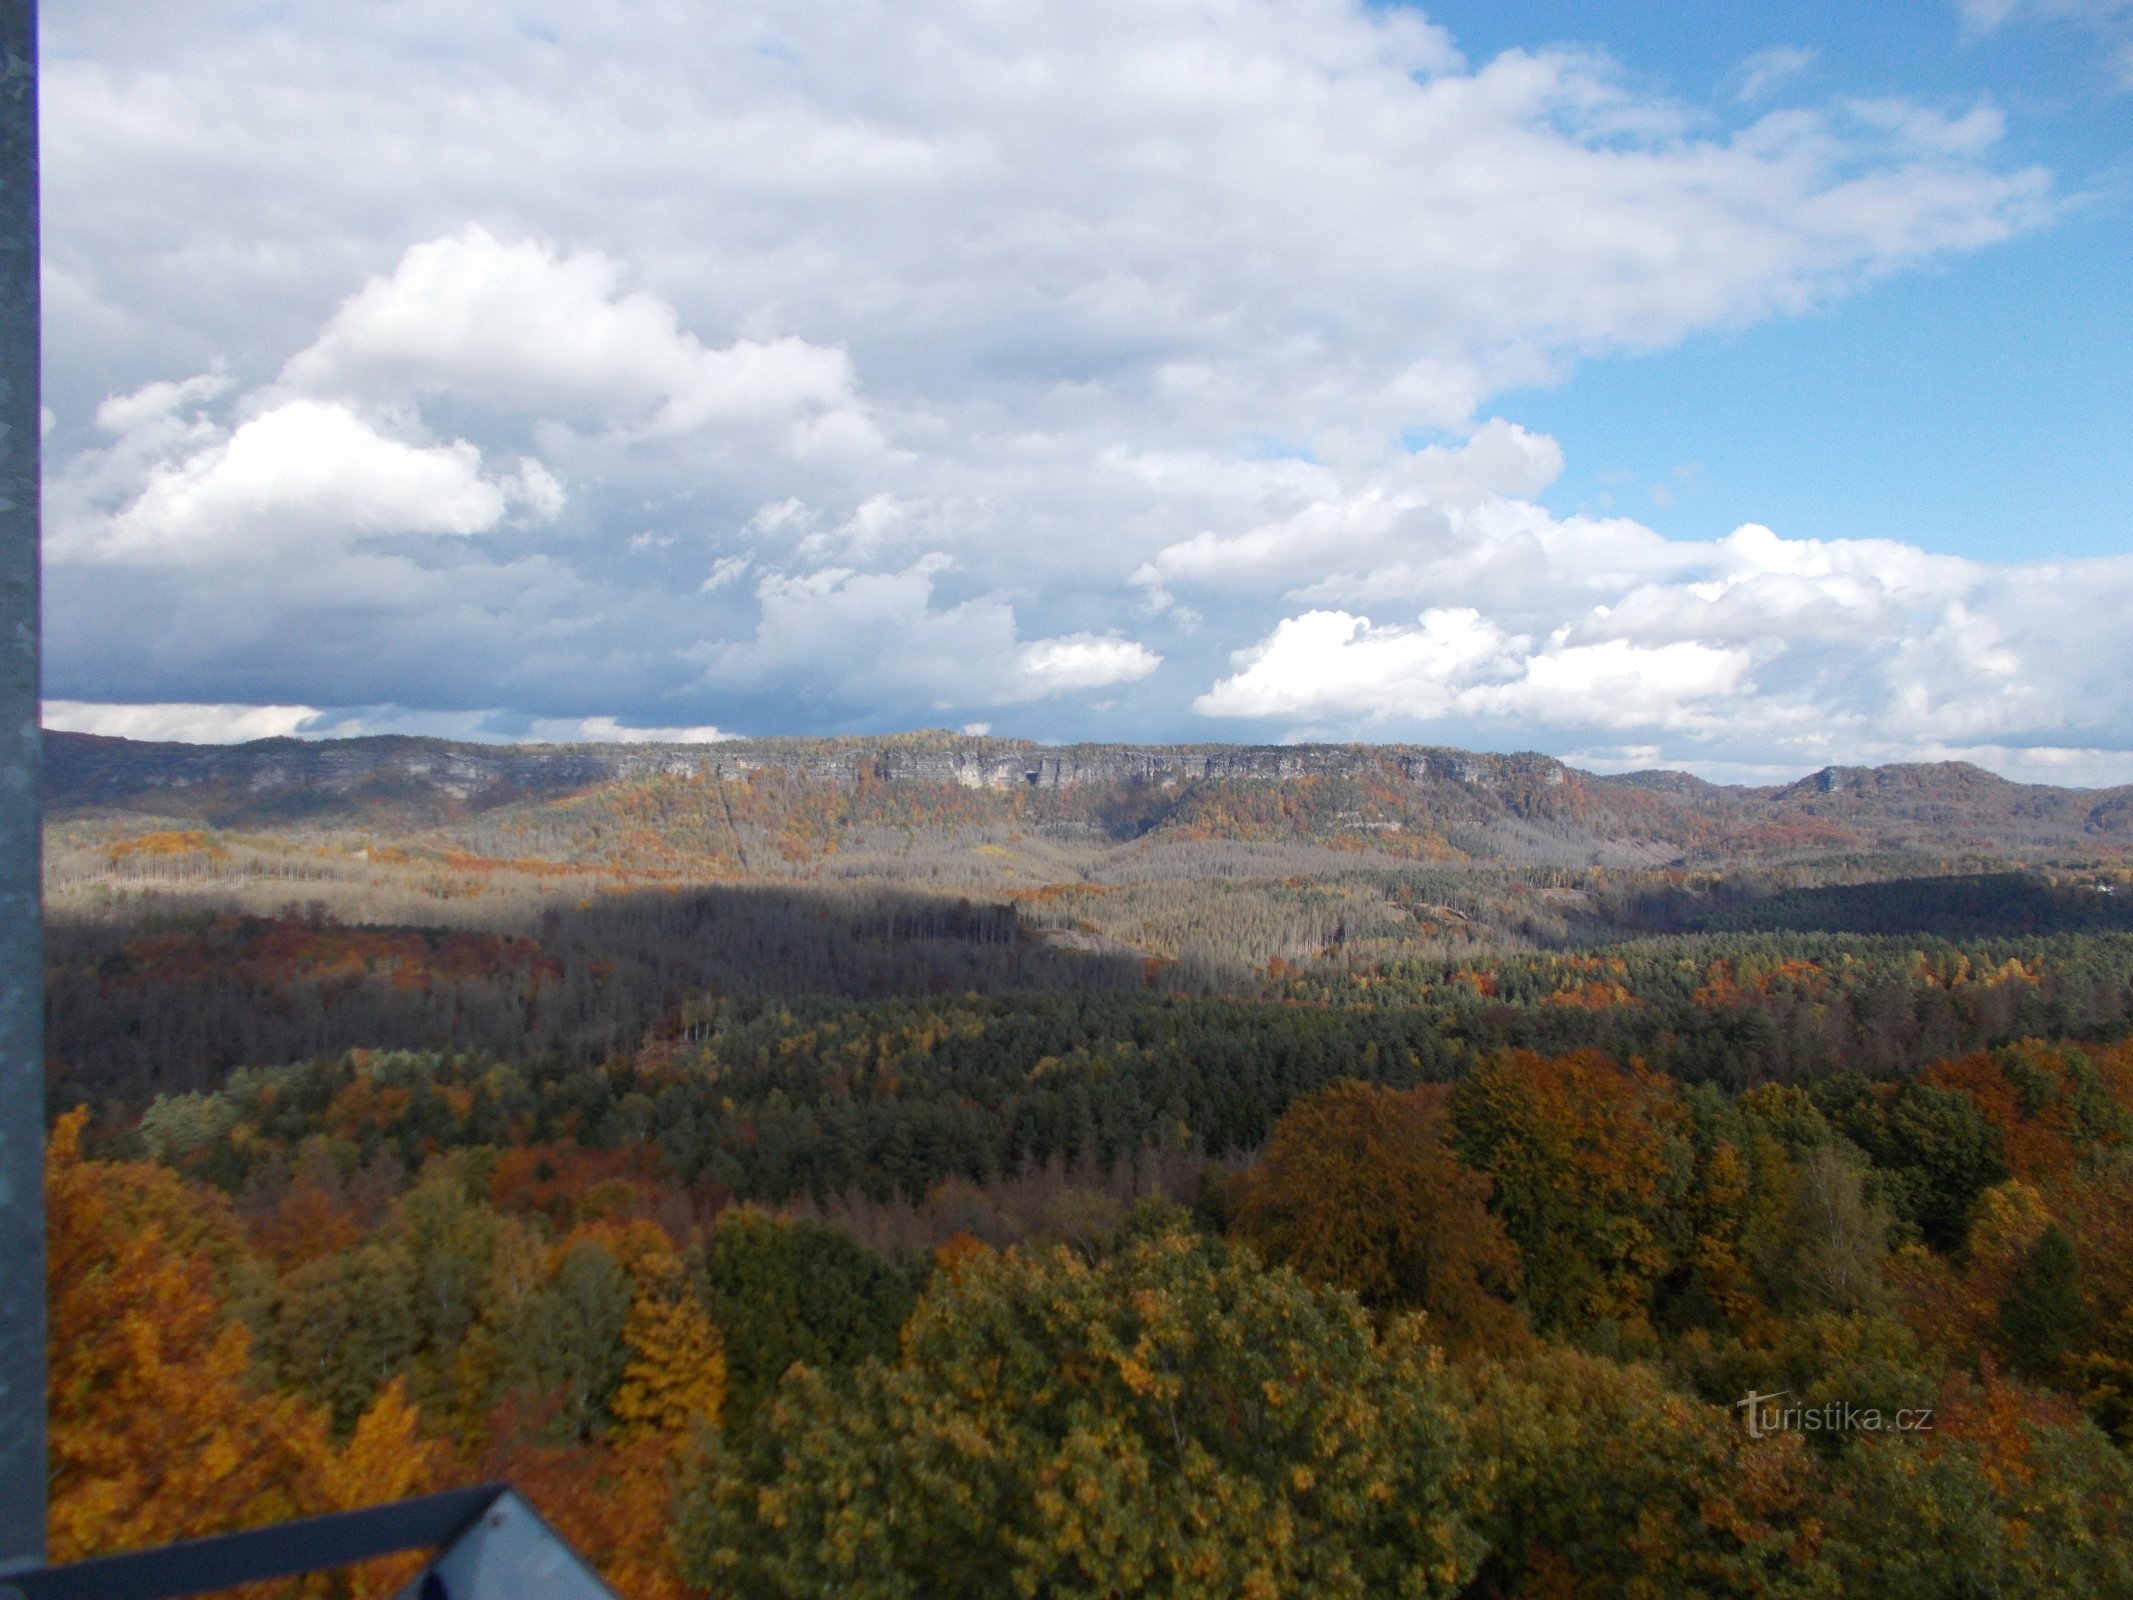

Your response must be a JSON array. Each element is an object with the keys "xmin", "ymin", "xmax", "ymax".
[
  {"xmin": 47, "ymin": 1110, "xmax": 446, "ymax": 1588},
  {"xmin": 46, "ymin": 1110, "xmax": 336, "ymax": 1562},
  {"xmin": 612, "ymin": 1285, "xmax": 727, "ymax": 1438}
]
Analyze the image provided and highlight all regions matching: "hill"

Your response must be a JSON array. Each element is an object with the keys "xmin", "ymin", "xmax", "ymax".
[{"xmin": 41, "ymin": 729, "xmax": 2133, "ymax": 870}]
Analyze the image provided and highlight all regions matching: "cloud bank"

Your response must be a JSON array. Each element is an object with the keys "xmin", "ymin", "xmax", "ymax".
[{"xmin": 37, "ymin": 0, "xmax": 2133, "ymax": 782}]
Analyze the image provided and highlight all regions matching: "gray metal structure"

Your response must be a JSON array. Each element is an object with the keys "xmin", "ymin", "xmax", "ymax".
[
  {"xmin": 0, "ymin": 0, "xmax": 41, "ymax": 1579},
  {"xmin": 1, "ymin": 1485, "xmax": 619, "ymax": 1600}
]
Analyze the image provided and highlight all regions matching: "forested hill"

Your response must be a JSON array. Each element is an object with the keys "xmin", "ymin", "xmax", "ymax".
[{"xmin": 42, "ymin": 727, "xmax": 2133, "ymax": 865}]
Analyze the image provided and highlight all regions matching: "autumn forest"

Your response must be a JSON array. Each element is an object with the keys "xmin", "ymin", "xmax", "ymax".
[{"xmin": 37, "ymin": 730, "xmax": 2133, "ymax": 1596}]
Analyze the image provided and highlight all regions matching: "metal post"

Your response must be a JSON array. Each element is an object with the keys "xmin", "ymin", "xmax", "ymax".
[{"xmin": 0, "ymin": 0, "xmax": 39, "ymax": 1576}]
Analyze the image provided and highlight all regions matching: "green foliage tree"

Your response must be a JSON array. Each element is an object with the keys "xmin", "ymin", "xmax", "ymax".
[
  {"xmin": 1449, "ymin": 1051, "xmax": 1686, "ymax": 1336},
  {"xmin": 1771, "ymin": 1142, "xmax": 1893, "ymax": 1317},
  {"xmin": 398, "ymin": 1156, "xmax": 503, "ymax": 1356},
  {"xmin": 267, "ymin": 1238, "xmax": 419, "ymax": 1432},
  {"xmin": 1999, "ymin": 1224, "xmax": 2087, "ymax": 1381},
  {"xmin": 1463, "ymin": 1347, "xmax": 1824, "ymax": 1598},
  {"xmin": 1820, "ymin": 1390, "xmax": 2133, "ymax": 1597},
  {"xmin": 502, "ymin": 1240, "xmax": 633, "ymax": 1442},
  {"xmin": 695, "ymin": 1206, "xmax": 916, "ymax": 1427},
  {"xmin": 1818, "ymin": 1079, "xmax": 2008, "ymax": 1250},
  {"xmin": 678, "ymin": 1225, "xmax": 1486, "ymax": 1599}
]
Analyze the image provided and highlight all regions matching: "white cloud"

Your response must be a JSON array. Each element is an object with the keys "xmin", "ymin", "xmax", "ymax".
[
  {"xmin": 93, "ymin": 370, "xmax": 234, "ymax": 436},
  {"xmin": 1133, "ymin": 420, "xmax": 1570, "ymax": 597},
  {"xmin": 1959, "ymin": 0, "xmax": 2131, "ymax": 30},
  {"xmin": 541, "ymin": 715, "xmax": 735, "ymax": 744},
  {"xmin": 700, "ymin": 555, "xmax": 751, "ymax": 592},
  {"xmin": 1015, "ymin": 633, "xmax": 1163, "ymax": 694},
  {"xmin": 1734, "ymin": 46, "xmax": 1818, "ymax": 103},
  {"xmin": 1472, "ymin": 638, "xmax": 1757, "ymax": 729},
  {"xmin": 1181, "ymin": 489, "xmax": 2133, "ymax": 775},
  {"xmin": 33, "ymin": 0, "xmax": 2114, "ymax": 775},
  {"xmin": 700, "ymin": 557, "xmax": 1160, "ymax": 709},
  {"xmin": 65, "ymin": 398, "xmax": 531, "ymax": 565},
  {"xmin": 1194, "ymin": 606, "xmax": 1753, "ymax": 732},
  {"xmin": 45, "ymin": 1, "xmax": 2049, "ymax": 457},
  {"xmin": 501, "ymin": 457, "xmax": 568, "ymax": 522},
  {"xmin": 1957, "ymin": 0, "xmax": 2133, "ymax": 85},
  {"xmin": 43, "ymin": 699, "xmax": 321, "ymax": 743},
  {"xmin": 281, "ymin": 225, "xmax": 877, "ymax": 449},
  {"xmin": 1195, "ymin": 608, "xmax": 1520, "ymax": 721},
  {"xmin": 43, "ymin": 700, "xmax": 740, "ymax": 746}
]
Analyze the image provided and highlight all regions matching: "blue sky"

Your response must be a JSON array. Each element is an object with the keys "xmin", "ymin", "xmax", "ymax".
[
  {"xmin": 34, "ymin": 0, "xmax": 2133, "ymax": 782},
  {"xmin": 1427, "ymin": 0, "xmax": 2133, "ymax": 562}
]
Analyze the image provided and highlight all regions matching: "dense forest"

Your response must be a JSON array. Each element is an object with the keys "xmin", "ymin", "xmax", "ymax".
[{"xmin": 37, "ymin": 736, "xmax": 2133, "ymax": 1595}]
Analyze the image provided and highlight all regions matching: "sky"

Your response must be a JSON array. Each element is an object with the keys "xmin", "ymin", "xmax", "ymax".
[{"xmin": 34, "ymin": 0, "xmax": 2133, "ymax": 783}]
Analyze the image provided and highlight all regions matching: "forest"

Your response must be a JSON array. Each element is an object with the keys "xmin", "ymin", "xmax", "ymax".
[{"xmin": 37, "ymin": 735, "xmax": 2133, "ymax": 1596}]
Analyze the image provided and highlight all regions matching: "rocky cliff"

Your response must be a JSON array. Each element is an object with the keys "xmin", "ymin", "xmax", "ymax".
[{"xmin": 40, "ymin": 729, "xmax": 2133, "ymax": 861}]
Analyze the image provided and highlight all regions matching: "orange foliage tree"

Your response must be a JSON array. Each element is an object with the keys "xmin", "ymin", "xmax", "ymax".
[
  {"xmin": 46, "ymin": 1111, "xmax": 443, "ymax": 1576},
  {"xmin": 1228, "ymin": 1080, "xmax": 1526, "ymax": 1354}
]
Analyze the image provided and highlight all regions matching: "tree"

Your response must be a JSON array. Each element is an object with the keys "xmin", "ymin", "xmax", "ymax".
[
  {"xmin": 397, "ymin": 1156, "xmax": 504, "ymax": 1363},
  {"xmin": 1818, "ymin": 1079, "xmax": 2007, "ymax": 1251},
  {"xmin": 1820, "ymin": 1368, "xmax": 2133, "ymax": 1598},
  {"xmin": 1449, "ymin": 1051, "xmax": 1686, "ymax": 1336},
  {"xmin": 678, "ymin": 1225, "xmax": 1487, "ymax": 1599},
  {"xmin": 268, "ymin": 1239, "xmax": 421, "ymax": 1432},
  {"xmin": 1228, "ymin": 1081, "xmax": 1525, "ymax": 1354},
  {"xmin": 1775, "ymin": 1143, "xmax": 1892, "ymax": 1317},
  {"xmin": 1463, "ymin": 1347, "xmax": 1825, "ymax": 1598},
  {"xmin": 478, "ymin": 1405, "xmax": 694, "ymax": 1600},
  {"xmin": 500, "ymin": 1240, "xmax": 633, "ymax": 1442},
  {"xmin": 47, "ymin": 1110, "xmax": 330, "ymax": 1560},
  {"xmin": 695, "ymin": 1206, "xmax": 914, "ymax": 1427},
  {"xmin": 612, "ymin": 1248, "xmax": 726, "ymax": 1439},
  {"xmin": 45, "ymin": 1110, "xmax": 442, "ymax": 1585},
  {"xmin": 1999, "ymin": 1225, "xmax": 2087, "ymax": 1380}
]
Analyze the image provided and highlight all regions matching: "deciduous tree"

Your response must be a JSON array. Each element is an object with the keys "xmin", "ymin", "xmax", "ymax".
[
  {"xmin": 1229, "ymin": 1080, "xmax": 1525, "ymax": 1354},
  {"xmin": 680, "ymin": 1226, "xmax": 1486, "ymax": 1599}
]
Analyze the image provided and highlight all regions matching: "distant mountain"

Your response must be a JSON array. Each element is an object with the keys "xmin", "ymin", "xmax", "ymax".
[{"xmin": 40, "ymin": 729, "xmax": 2133, "ymax": 867}]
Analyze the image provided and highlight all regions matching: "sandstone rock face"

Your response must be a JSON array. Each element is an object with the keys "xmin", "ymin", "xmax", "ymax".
[{"xmin": 46, "ymin": 731, "xmax": 1583, "ymax": 807}]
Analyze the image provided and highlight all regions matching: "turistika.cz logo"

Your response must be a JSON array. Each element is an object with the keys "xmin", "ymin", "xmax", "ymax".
[{"xmin": 1734, "ymin": 1390, "xmax": 1935, "ymax": 1439}]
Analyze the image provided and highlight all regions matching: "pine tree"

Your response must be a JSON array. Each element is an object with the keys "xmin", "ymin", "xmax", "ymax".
[{"xmin": 1999, "ymin": 1224, "xmax": 2087, "ymax": 1379}]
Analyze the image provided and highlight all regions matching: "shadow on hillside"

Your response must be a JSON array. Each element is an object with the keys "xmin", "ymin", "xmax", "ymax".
[
  {"xmin": 1697, "ymin": 874, "xmax": 2133, "ymax": 939},
  {"xmin": 45, "ymin": 881, "xmax": 1150, "ymax": 1101}
]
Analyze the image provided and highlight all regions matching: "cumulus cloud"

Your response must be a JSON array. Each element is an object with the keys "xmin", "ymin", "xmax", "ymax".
[
  {"xmin": 1194, "ymin": 607, "xmax": 1754, "ymax": 731},
  {"xmin": 1181, "ymin": 495, "xmax": 2133, "ymax": 778},
  {"xmin": 1196, "ymin": 609, "xmax": 1521, "ymax": 721},
  {"xmin": 1015, "ymin": 634, "xmax": 1163, "ymax": 694},
  {"xmin": 93, "ymin": 371, "xmax": 235, "ymax": 436},
  {"xmin": 1134, "ymin": 420, "xmax": 1572, "ymax": 595},
  {"xmin": 42, "ymin": 700, "xmax": 739, "ymax": 745},
  {"xmin": 44, "ymin": 0, "xmax": 2049, "ymax": 450},
  {"xmin": 700, "ymin": 555, "xmax": 751, "ymax": 592},
  {"xmin": 282, "ymin": 226, "xmax": 878, "ymax": 451},
  {"xmin": 54, "ymin": 398, "xmax": 552, "ymax": 566}
]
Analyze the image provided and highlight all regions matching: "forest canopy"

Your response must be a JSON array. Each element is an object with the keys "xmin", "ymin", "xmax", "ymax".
[{"xmin": 38, "ymin": 737, "xmax": 2133, "ymax": 1595}]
